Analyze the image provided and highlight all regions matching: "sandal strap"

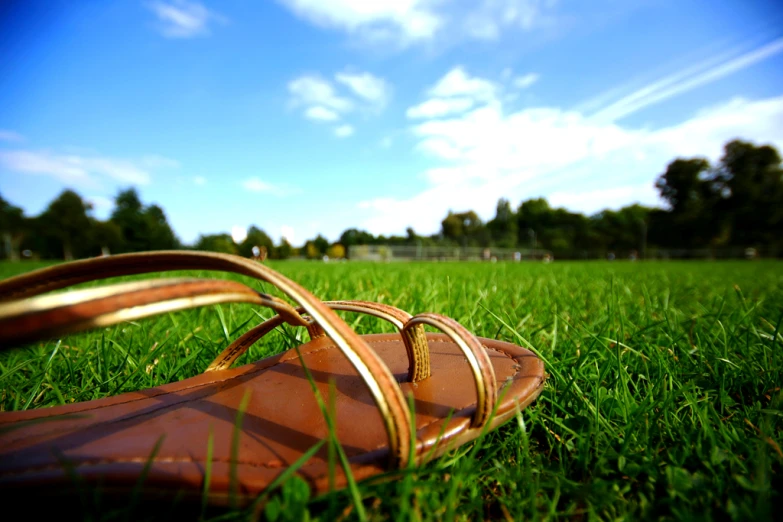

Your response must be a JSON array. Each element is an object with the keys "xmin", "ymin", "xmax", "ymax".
[
  {"xmin": 300, "ymin": 300, "xmax": 430, "ymax": 382},
  {"xmin": 0, "ymin": 278, "xmax": 300, "ymax": 347},
  {"xmin": 0, "ymin": 251, "xmax": 413, "ymax": 467},
  {"xmin": 206, "ymin": 303, "xmax": 498, "ymax": 427},
  {"xmin": 205, "ymin": 300, "xmax": 431, "ymax": 382},
  {"xmin": 402, "ymin": 313, "xmax": 498, "ymax": 428}
]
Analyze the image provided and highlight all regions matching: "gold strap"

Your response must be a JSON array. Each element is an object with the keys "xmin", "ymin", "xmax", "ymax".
[
  {"xmin": 300, "ymin": 301, "xmax": 430, "ymax": 382},
  {"xmin": 402, "ymin": 313, "xmax": 497, "ymax": 428},
  {"xmin": 205, "ymin": 300, "xmax": 431, "ymax": 382},
  {"xmin": 0, "ymin": 251, "xmax": 412, "ymax": 466},
  {"xmin": 0, "ymin": 278, "xmax": 289, "ymax": 348}
]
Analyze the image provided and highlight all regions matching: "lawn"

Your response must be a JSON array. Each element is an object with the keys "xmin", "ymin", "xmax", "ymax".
[{"xmin": 1, "ymin": 260, "xmax": 781, "ymax": 520}]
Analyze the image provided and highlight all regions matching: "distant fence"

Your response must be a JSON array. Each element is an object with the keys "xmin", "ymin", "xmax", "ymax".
[
  {"xmin": 348, "ymin": 245, "xmax": 780, "ymax": 261},
  {"xmin": 348, "ymin": 245, "xmax": 552, "ymax": 262}
]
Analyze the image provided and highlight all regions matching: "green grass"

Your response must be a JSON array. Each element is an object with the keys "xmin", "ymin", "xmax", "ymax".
[{"xmin": 1, "ymin": 260, "xmax": 782, "ymax": 520}]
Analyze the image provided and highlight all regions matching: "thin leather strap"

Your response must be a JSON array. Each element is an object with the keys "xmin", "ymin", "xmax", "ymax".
[
  {"xmin": 303, "ymin": 300, "xmax": 430, "ymax": 382},
  {"xmin": 205, "ymin": 313, "xmax": 288, "ymax": 372},
  {"xmin": 402, "ymin": 313, "xmax": 497, "ymax": 428},
  {"xmin": 0, "ymin": 278, "xmax": 278, "ymax": 348},
  {"xmin": 0, "ymin": 251, "xmax": 412, "ymax": 466},
  {"xmin": 206, "ymin": 300, "xmax": 430, "ymax": 382}
]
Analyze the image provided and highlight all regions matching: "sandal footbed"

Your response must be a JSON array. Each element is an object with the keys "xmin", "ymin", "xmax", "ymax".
[{"xmin": 0, "ymin": 333, "xmax": 544, "ymax": 503}]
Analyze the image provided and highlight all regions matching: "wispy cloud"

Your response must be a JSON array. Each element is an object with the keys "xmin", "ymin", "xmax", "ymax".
[
  {"xmin": 304, "ymin": 106, "xmax": 340, "ymax": 121},
  {"xmin": 276, "ymin": 0, "xmax": 441, "ymax": 46},
  {"xmin": 513, "ymin": 73, "xmax": 539, "ymax": 89},
  {"xmin": 335, "ymin": 72, "xmax": 390, "ymax": 108},
  {"xmin": 358, "ymin": 64, "xmax": 783, "ymax": 237},
  {"xmin": 0, "ymin": 149, "xmax": 160, "ymax": 185},
  {"xmin": 240, "ymin": 177, "xmax": 298, "ymax": 196},
  {"xmin": 405, "ymin": 66, "xmax": 500, "ymax": 120},
  {"xmin": 147, "ymin": 0, "xmax": 226, "ymax": 39},
  {"xmin": 591, "ymin": 37, "xmax": 783, "ymax": 122},
  {"xmin": 289, "ymin": 70, "xmax": 390, "ymax": 135},
  {"xmin": 87, "ymin": 195, "xmax": 115, "ymax": 213},
  {"xmin": 289, "ymin": 75, "xmax": 353, "ymax": 116},
  {"xmin": 407, "ymin": 98, "xmax": 475, "ymax": 119},
  {"xmin": 241, "ymin": 177, "xmax": 273, "ymax": 192},
  {"xmin": 140, "ymin": 154, "xmax": 180, "ymax": 169},
  {"xmin": 547, "ymin": 184, "xmax": 658, "ymax": 214},
  {"xmin": 0, "ymin": 130, "xmax": 24, "ymax": 143},
  {"xmin": 428, "ymin": 66, "xmax": 498, "ymax": 100},
  {"xmin": 193, "ymin": 175, "xmax": 207, "ymax": 185},
  {"xmin": 334, "ymin": 124, "xmax": 355, "ymax": 138},
  {"xmin": 276, "ymin": 0, "xmax": 559, "ymax": 47}
]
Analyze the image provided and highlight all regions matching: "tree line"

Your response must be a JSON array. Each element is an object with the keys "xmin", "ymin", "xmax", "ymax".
[{"xmin": 1, "ymin": 139, "xmax": 781, "ymax": 261}]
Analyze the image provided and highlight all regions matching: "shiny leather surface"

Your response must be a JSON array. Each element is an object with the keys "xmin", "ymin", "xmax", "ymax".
[{"xmin": 0, "ymin": 333, "xmax": 544, "ymax": 504}]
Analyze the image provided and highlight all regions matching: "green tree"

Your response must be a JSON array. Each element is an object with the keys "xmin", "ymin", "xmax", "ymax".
[
  {"xmin": 516, "ymin": 198, "xmax": 551, "ymax": 248},
  {"xmin": 110, "ymin": 189, "xmax": 146, "ymax": 252},
  {"xmin": 326, "ymin": 243, "xmax": 346, "ymax": 259},
  {"xmin": 239, "ymin": 226, "xmax": 274, "ymax": 258},
  {"xmin": 313, "ymin": 235, "xmax": 329, "ymax": 255},
  {"xmin": 38, "ymin": 190, "xmax": 93, "ymax": 260},
  {"xmin": 487, "ymin": 198, "xmax": 517, "ymax": 248},
  {"xmin": 339, "ymin": 228, "xmax": 376, "ymax": 249},
  {"xmin": 716, "ymin": 139, "xmax": 783, "ymax": 247},
  {"xmin": 0, "ymin": 194, "xmax": 25, "ymax": 260},
  {"xmin": 275, "ymin": 238, "xmax": 293, "ymax": 259},
  {"xmin": 194, "ymin": 234, "xmax": 238, "ymax": 254},
  {"xmin": 405, "ymin": 227, "xmax": 419, "ymax": 245},
  {"xmin": 441, "ymin": 210, "xmax": 486, "ymax": 245},
  {"xmin": 304, "ymin": 241, "xmax": 320, "ymax": 259},
  {"xmin": 591, "ymin": 205, "xmax": 651, "ymax": 253},
  {"xmin": 90, "ymin": 219, "xmax": 124, "ymax": 255},
  {"xmin": 145, "ymin": 205, "xmax": 179, "ymax": 250},
  {"xmin": 654, "ymin": 158, "xmax": 719, "ymax": 247},
  {"xmin": 110, "ymin": 189, "xmax": 179, "ymax": 252}
]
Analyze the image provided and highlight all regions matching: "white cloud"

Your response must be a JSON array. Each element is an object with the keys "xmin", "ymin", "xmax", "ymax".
[
  {"xmin": 289, "ymin": 75, "xmax": 353, "ymax": 113},
  {"xmin": 231, "ymin": 225, "xmax": 247, "ymax": 243},
  {"xmin": 406, "ymin": 97, "xmax": 474, "ymax": 119},
  {"xmin": 86, "ymin": 195, "xmax": 115, "ymax": 212},
  {"xmin": 241, "ymin": 177, "xmax": 274, "ymax": 192},
  {"xmin": 548, "ymin": 185, "xmax": 659, "ymax": 214},
  {"xmin": 193, "ymin": 175, "xmax": 207, "ymax": 185},
  {"xmin": 405, "ymin": 67, "xmax": 501, "ymax": 121},
  {"xmin": 379, "ymin": 136, "xmax": 394, "ymax": 148},
  {"xmin": 591, "ymin": 37, "xmax": 783, "ymax": 122},
  {"xmin": 513, "ymin": 73, "xmax": 539, "ymax": 89},
  {"xmin": 335, "ymin": 72, "xmax": 390, "ymax": 106},
  {"xmin": 0, "ymin": 149, "xmax": 154, "ymax": 185},
  {"xmin": 415, "ymin": 138, "xmax": 463, "ymax": 160},
  {"xmin": 428, "ymin": 66, "xmax": 498, "ymax": 101},
  {"xmin": 0, "ymin": 130, "xmax": 24, "ymax": 143},
  {"xmin": 358, "ymin": 76, "xmax": 783, "ymax": 236},
  {"xmin": 277, "ymin": 0, "xmax": 558, "ymax": 47},
  {"xmin": 141, "ymin": 154, "xmax": 180, "ymax": 169},
  {"xmin": 466, "ymin": 0, "xmax": 556, "ymax": 40},
  {"xmin": 280, "ymin": 225, "xmax": 296, "ymax": 244},
  {"xmin": 276, "ymin": 0, "xmax": 441, "ymax": 46},
  {"xmin": 290, "ymin": 72, "xmax": 390, "ymax": 128},
  {"xmin": 334, "ymin": 124, "xmax": 355, "ymax": 138},
  {"xmin": 305, "ymin": 106, "xmax": 340, "ymax": 121},
  {"xmin": 240, "ymin": 177, "xmax": 299, "ymax": 196},
  {"xmin": 147, "ymin": 0, "xmax": 225, "ymax": 38}
]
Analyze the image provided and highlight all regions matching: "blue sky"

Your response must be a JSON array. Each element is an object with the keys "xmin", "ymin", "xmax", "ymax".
[{"xmin": 1, "ymin": 0, "xmax": 782, "ymax": 246}]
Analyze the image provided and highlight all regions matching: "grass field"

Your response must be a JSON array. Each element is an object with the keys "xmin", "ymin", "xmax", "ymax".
[{"xmin": 1, "ymin": 260, "xmax": 781, "ymax": 520}]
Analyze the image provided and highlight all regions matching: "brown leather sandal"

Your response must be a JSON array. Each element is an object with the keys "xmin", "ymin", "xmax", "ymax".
[{"xmin": 0, "ymin": 251, "xmax": 545, "ymax": 505}]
